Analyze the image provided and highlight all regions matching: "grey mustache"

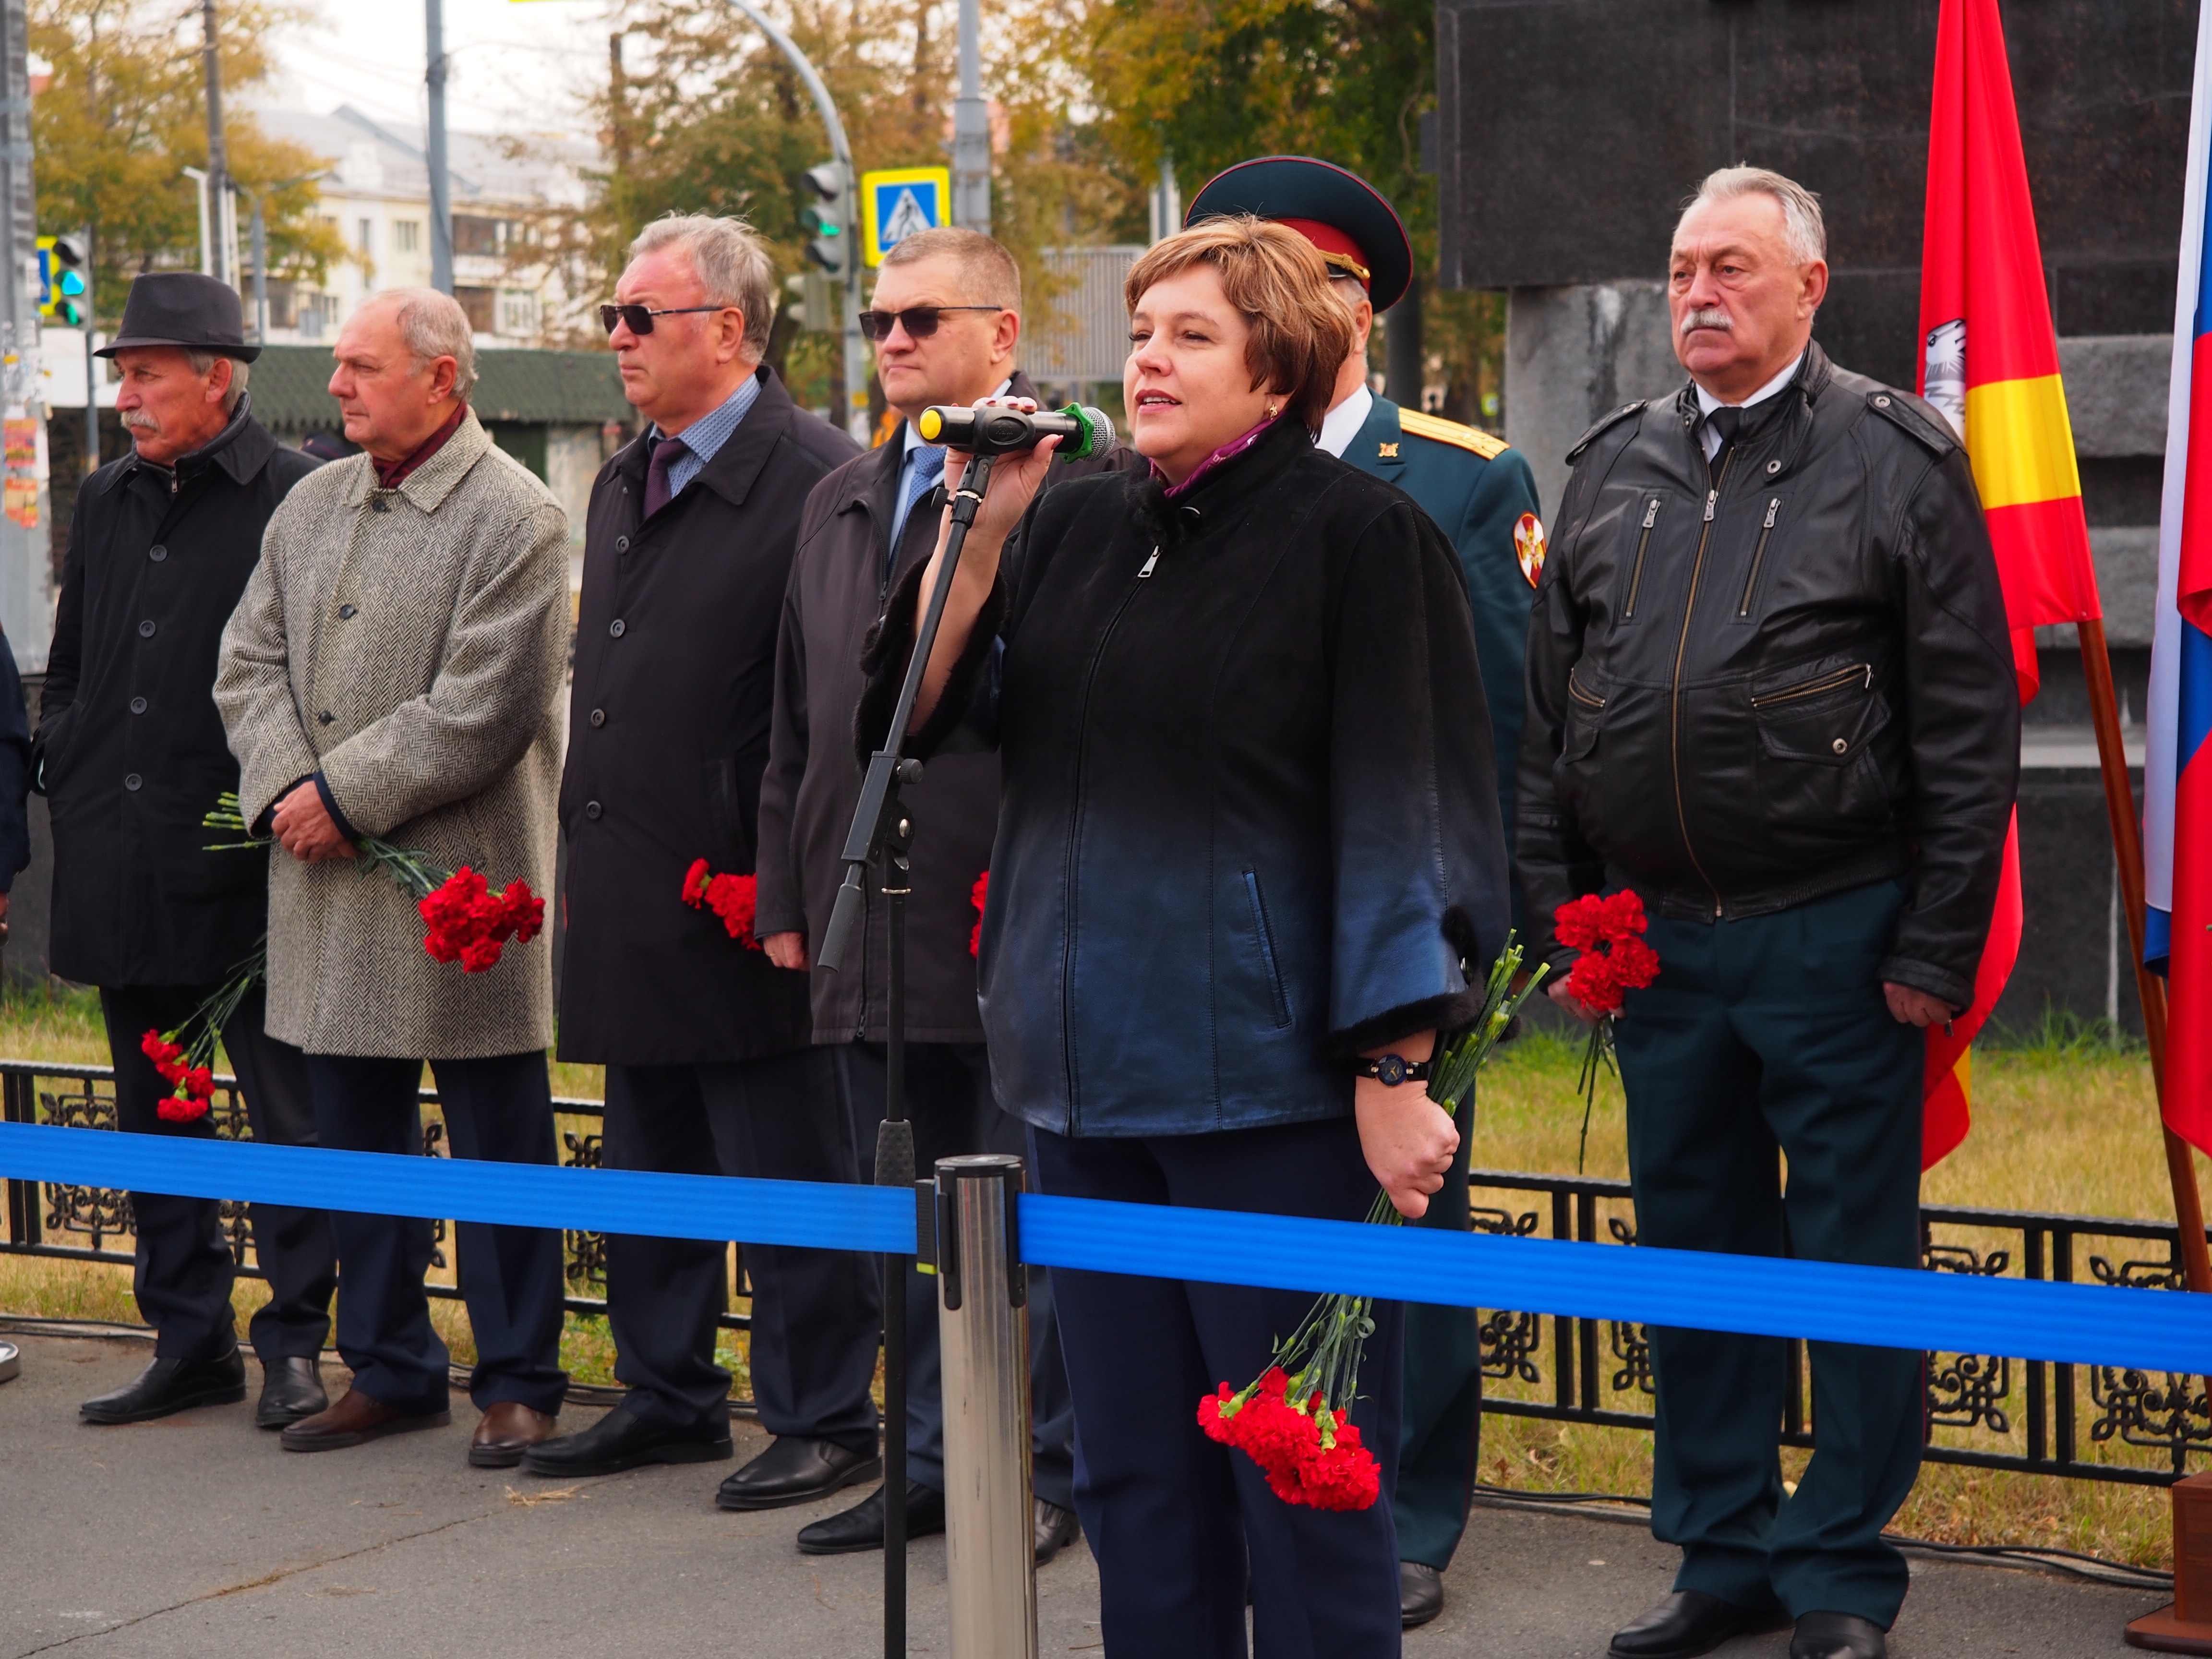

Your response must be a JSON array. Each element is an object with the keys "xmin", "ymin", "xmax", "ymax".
[{"xmin": 1681, "ymin": 308, "xmax": 1733, "ymax": 334}]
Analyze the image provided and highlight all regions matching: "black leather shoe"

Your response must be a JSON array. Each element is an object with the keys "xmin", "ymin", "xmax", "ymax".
[
  {"xmin": 1034, "ymin": 1498, "xmax": 1080, "ymax": 1564},
  {"xmin": 1791, "ymin": 1612, "xmax": 1887, "ymax": 1659},
  {"xmin": 1401, "ymin": 1560, "xmax": 1445, "ymax": 1629},
  {"xmin": 255, "ymin": 1357, "xmax": 329, "ymax": 1429},
  {"xmin": 1608, "ymin": 1591, "xmax": 1794, "ymax": 1659},
  {"xmin": 795, "ymin": 1481, "xmax": 947, "ymax": 1554},
  {"xmin": 81, "ymin": 1346, "xmax": 247, "ymax": 1424},
  {"xmin": 715, "ymin": 1435, "xmax": 882, "ymax": 1512},
  {"xmin": 521, "ymin": 1404, "xmax": 732, "ymax": 1477}
]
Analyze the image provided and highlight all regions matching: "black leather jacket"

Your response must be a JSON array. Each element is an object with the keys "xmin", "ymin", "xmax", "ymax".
[{"xmin": 1516, "ymin": 344, "xmax": 2019, "ymax": 1010}]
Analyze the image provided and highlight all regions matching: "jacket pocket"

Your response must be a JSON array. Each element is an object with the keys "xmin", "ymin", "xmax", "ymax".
[
  {"xmin": 1736, "ymin": 495, "xmax": 1787, "ymax": 619},
  {"xmin": 1750, "ymin": 661, "xmax": 1896, "ymax": 830},
  {"xmin": 702, "ymin": 757, "xmax": 754, "ymax": 872},
  {"xmin": 1241, "ymin": 868, "xmax": 1292, "ymax": 1030},
  {"xmin": 1620, "ymin": 495, "xmax": 1666, "ymax": 620}
]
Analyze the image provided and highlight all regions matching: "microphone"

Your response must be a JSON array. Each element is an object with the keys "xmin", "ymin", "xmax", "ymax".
[{"xmin": 916, "ymin": 402, "xmax": 1116, "ymax": 461}]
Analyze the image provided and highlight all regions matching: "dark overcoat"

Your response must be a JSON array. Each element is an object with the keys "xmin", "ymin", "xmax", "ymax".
[
  {"xmin": 558, "ymin": 368, "xmax": 861, "ymax": 1064},
  {"xmin": 756, "ymin": 372, "xmax": 1135, "ymax": 1046},
  {"xmin": 36, "ymin": 404, "xmax": 318, "ymax": 987},
  {"xmin": 860, "ymin": 415, "xmax": 1513, "ymax": 1138}
]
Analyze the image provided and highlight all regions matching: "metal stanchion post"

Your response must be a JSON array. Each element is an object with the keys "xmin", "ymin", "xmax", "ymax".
[{"xmin": 935, "ymin": 1154, "xmax": 1036, "ymax": 1659}]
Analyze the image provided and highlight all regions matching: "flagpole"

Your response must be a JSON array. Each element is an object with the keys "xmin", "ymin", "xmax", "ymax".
[{"xmin": 2078, "ymin": 616, "xmax": 2212, "ymax": 1293}]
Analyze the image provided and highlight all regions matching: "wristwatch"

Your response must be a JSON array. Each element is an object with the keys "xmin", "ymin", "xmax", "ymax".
[{"xmin": 1353, "ymin": 1053, "xmax": 1431, "ymax": 1086}]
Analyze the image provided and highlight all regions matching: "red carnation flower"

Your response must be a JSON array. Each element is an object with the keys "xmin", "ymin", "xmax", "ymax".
[
  {"xmin": 682, "ymin": 861, "xmax": 765, "ymax": 951},
  {"xmin": 970, "ymin": 870, "xmax": 989, "ymax": 957}
]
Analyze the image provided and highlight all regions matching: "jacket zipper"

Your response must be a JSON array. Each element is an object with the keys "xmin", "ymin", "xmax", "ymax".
[
  {"xmin": 1059, "ymin": 571, "xmax": 1152, "ymax": 1126},
  {"xmin": 1750, "ymin": 662, "xmax": 1873, "ymax": 708},
  {"xmin": 1738, "ymin": 497, "xmax": 1781, "ymax": 617},
  {"xmin": 1669, "ymin": 454, "xmax": 1731, "ymax": 916},
  {"xmin": 1137, "ymin": 545, "xmax": 1160, "ymax": 578},
  {"xmin": 1568, "ymin": 671, "xmax": 1605, "ymax": 709},
  {"xmin": 1623, "ymin": 497, "xmax": 1661, "ymax": 618}
]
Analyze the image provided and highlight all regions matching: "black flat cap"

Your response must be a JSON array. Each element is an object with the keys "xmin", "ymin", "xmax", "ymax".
[
  {"xmin": 96, "ymin": 272, "xmax": 259, "ymax": 362},
  {"xmin": 1184, "ymin": 156, "xmax": 1414, "ymax": 313}
]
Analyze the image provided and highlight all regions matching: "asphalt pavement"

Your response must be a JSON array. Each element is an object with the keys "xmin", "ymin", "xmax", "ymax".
[{"xmin": 0, "ymin": 1333, "xmax": 2169, "ymax": 1657}]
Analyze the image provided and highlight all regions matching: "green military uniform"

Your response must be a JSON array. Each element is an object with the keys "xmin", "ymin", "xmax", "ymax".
[{"xmin": 1338, "ymin": 395, "xmax": 1540, "ymax": 1574}]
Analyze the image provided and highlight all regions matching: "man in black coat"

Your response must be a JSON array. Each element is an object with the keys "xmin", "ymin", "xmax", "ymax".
[
  {"xmin": 756, "ymin": 226, "xmax": 1131, "ymax": 1562},
  {"xmin": 36, "ymin": 273, "xmax": 335, "ymax": 1429},
  {"xmin": 525, "ymin": 216, "xmax": 880, "ymax": 1510}
]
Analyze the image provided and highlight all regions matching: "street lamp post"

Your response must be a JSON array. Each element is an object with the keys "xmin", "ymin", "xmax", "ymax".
[
  {"xmin": 229, "ymin": 175, "xmax": 324, "ymax": 342},
  {"xmin": 715, "ymin": 0, "xmax": 866, "ymax": 442}
]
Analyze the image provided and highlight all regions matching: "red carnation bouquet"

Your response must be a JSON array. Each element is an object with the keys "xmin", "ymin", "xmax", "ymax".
[
  {"xmin": 969, "ymin": 870, "xmax": 989, "ymax": 957},
  {"xmin": 683, "ymin": 859, "xmax": 763, "ymax": 950},
  {"xmin": 414, "ymin": 865, "xmax": 545, "ymax": 973},
  {"xmin": 1199, "ymin": 932, "xmax": 1551, "ymax": 1509},
  {"xmin": 1553, "ymin": 890, "xmax": 1661, "ymax": 1171},
  {"xmin": 137, "ymin": 938, "xmax": 265, "ymax": 1123}
]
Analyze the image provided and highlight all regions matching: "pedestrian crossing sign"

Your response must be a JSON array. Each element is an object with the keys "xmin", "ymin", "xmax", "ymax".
[{"xmin": 861, "ymin": 168, "xmax": 952, "ymax": 267}]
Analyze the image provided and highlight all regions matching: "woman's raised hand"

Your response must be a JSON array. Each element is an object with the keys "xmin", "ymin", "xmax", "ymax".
[{"xmin": 941, "ymin": 395, "xmax": 1061, "ymax": 549}]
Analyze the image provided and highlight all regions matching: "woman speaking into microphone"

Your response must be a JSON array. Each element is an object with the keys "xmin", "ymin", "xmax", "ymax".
[{"xmin": 861, "ymin": 215, "xmax": 1509, "ymax": 1654}]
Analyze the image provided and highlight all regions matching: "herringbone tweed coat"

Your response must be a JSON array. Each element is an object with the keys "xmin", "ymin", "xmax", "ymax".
[{"xmin": 215, "ymin": 411, "xmax": 569, "ymax": 1059}]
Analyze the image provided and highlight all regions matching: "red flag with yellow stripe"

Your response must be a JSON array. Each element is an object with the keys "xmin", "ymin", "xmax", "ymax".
[{"xmin": 1915, "ymin": 0, "xmax": 2095, "ymax": 1166}]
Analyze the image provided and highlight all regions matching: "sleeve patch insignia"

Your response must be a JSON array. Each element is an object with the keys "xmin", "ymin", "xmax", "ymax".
[
  {"xmin": 1378, "ymin": 441, "xmax": 1399, "ymax": 458},
  {"xmin": 1514, "ymin": 512, "xmax": 1547, "ymax": 588}
]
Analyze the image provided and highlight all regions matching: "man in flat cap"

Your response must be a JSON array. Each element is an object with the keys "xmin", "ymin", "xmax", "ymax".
[
  {"xmin": 42, "ymin": 272, "xmax": 337, "ymax": 1431},
  {"xmin": 1187, "ymin": 156, "xmax": 1543, "ymax": 1631}
]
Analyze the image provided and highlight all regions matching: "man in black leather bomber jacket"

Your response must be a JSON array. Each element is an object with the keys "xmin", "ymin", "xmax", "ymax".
[{"xmin": 1518, "ymin": 169, "xmax": 2017, "ymax": 1659}]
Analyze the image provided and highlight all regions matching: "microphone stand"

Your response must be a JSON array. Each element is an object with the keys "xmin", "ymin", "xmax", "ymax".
[{"xmin": 817, "ymin": 452, "xmax": 998, "ymax": 1659}]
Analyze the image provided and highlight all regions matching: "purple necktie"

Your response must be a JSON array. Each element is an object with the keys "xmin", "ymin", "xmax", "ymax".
[{"xmin": 643, "ymin": 436, "xmax": 690, "ymax": 517}]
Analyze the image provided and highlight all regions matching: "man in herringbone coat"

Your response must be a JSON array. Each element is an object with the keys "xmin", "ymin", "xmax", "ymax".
[{"xmin": 216, "ymin": 288, "xmax": 572, "ymax": 1467}]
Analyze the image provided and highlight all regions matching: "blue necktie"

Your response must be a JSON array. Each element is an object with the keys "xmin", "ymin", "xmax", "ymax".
[{"xmin": 903, "ymin": 445, "xmax": 947, "ymax": 528}]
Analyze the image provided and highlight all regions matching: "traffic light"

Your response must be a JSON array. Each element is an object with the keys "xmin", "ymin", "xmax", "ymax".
[
  {"xmin": 801, "ymin": 161, "xmax": 849, "ymax": 275},
  {"xmin": 36, "ymin": 235, "xmax": 86, "ymax": 326}
]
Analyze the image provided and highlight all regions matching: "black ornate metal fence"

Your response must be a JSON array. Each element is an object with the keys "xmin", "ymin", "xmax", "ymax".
[
  {"xmin": 4, "ymin": 1057, "xmax": 2206, "ymax": 1482},
  {"xmin": 1468, "ymin": 1167, "xmax": 2212, "ymax": 1488},
  {"xmin": 0, "ymin": 1058, "xmax": 750, "ymax": 1334}
]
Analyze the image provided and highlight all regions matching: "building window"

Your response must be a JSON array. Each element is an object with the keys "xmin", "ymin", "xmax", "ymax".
[
  {"xmin": 356, "ymin": 217, "xmax": 374, "ymax": 256},
  {"xmin": 455, "ymin": 286, "xmax": 497, "ymax": 333},
  {"xmin": 394, "ymin": 220, "xmax": 421, "ymax": 253},
  {"xmin": 295, "ymin": 292, "xmax": 336, "ymax": 340},
  {"xmin": 453, "ymin": 215, "xmax": 513, "ymax": 257},
  {"xmin": 498, "ymin": 289, "xmax": 539, "ymax": 338}
]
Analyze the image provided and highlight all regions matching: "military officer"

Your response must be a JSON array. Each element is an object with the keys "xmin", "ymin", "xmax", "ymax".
[{"xmin": 1187, "ymin": 157, "xmax": 1545, "ymax": 1631}]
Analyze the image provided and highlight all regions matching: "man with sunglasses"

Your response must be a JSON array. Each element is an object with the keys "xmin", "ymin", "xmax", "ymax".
[
  {"xmin": 756, "ymin": 225, "xmax": 1133, "ymax": 1563},
  {"xmin": 526, "ymin": 215, "xmax": 882, "ymax": 1515}
]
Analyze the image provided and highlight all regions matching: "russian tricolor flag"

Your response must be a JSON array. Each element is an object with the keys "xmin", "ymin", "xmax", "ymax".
[{"xmin": 2148, "ymin": 0, "xmax": 2212, "ymax": 1157}]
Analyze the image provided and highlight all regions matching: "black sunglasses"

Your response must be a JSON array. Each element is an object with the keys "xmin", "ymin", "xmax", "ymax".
[
  {"xmin": 858, "ymin": 305, "xmax": 1003, "ymax": 342},
  {"xmin": 599, "ymin": 302, "xmax": 730, "ymax": 336}
]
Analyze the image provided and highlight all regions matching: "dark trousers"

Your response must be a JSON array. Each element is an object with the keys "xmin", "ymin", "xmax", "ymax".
[
  {"xmin": 601, "ymin": 1050, "xmax": 880, "ymax": 1449},
  {"xmin": 305, "ymin": 1051, "xmax": 568, "ymax": 1416},
  {"xmin": 1614, "ymin": 879, "xmax": 1925, "ymax": 1628},
  {"xmin": 1032, "ymin": 1118, "xmax": 1402, "ymax": 1659},
  {"xmin": 1395, "ymin": 1080, "xmax": 1484, "ymax": 1570},
  {"xmin": 101, "ymin": 983, "xmax": 336, "ymax": 1364},
  {"xmin": 839, "ymin": 1040, "xmax": 1076, "ymax": 1509}
]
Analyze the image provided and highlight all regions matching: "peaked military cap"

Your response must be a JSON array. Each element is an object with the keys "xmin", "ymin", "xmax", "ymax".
[{"xmin": 1184, "ymin": 156, "xmax": 1414, "ymax": 313}]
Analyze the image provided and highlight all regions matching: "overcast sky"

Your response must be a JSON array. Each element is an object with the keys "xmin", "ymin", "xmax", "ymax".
[{"xmin": 260, "ymin": 0, "xmax": 611, "ymax": 141}]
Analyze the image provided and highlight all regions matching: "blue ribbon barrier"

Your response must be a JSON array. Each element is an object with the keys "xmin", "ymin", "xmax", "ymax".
[{"xmin": 4, "ymin": 1119, "xmax": 2209, "ymax": 1374}]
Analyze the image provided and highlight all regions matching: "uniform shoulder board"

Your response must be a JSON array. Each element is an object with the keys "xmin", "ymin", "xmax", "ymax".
[
  {"xmin": 1864, "ymin": 388, "xmax": 1960, "ymax": 455},
  {"xmin": 1398, "ymin": 408, "xmax": 1510, "ymax": 460},
  {"xmin": 1565, "ymin": 400, "xmax": 1647, "ymax": 463}
]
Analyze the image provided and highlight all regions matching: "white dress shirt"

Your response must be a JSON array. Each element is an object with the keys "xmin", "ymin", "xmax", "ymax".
[
  {"xmin": 1316, "ymin": 384, "xmax": 1374, "ymax": 459},
  {"xmin": 1695, "ymin": 351, "xmax": 1805, "ymax": 460}
]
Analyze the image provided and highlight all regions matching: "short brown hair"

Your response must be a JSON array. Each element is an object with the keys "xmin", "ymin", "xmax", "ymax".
[
  {"xmin": 879, "ymin": 226, "xmax": 1022, "ymax": 313},
  {"xmin": 1124, "ymin": 216, "xmax": 1353, "ymax": 433}
]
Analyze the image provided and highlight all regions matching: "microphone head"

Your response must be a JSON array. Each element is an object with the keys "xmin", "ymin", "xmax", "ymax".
[{"xmin": 1059, "ymin": 405, "xmax": 1116, "ymax": 461}]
